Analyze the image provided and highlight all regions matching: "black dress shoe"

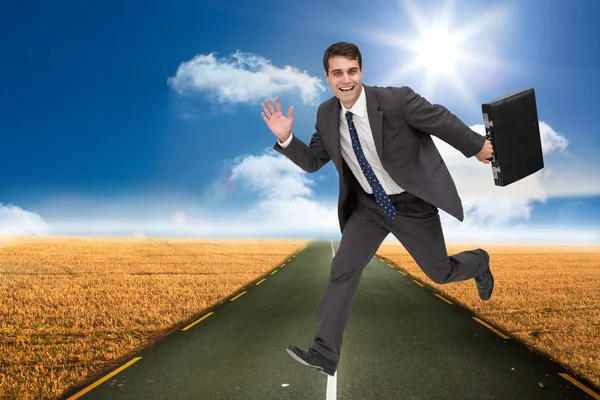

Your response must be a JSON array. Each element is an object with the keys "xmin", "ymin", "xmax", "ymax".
[
  {"xmin": 285, "ymin": 345, "xmax": 338, "ymax": 376},
  {"xmin": 475, "ymin": 249, "xmax": 494, "ymax": 301}
]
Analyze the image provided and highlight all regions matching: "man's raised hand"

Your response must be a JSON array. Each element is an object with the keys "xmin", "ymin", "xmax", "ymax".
[{"xmin": 261, "ymin": 97, "xmax": 294, "ymax": 142}]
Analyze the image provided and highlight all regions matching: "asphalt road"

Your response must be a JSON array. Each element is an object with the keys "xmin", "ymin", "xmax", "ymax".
[{"xmin": 60, "ymin": 240, "xmax": 599, "ymax": 400}]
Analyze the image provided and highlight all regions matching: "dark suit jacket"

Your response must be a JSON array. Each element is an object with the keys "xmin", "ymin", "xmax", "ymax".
[{"xmin": 273, "ymin": 84, "xmax": 486, "ymax": 234}]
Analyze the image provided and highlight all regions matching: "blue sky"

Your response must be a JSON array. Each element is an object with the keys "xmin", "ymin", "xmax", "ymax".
[{"xmin": 1, "ymin": 0, "xmax": 598, "ymax": 244}]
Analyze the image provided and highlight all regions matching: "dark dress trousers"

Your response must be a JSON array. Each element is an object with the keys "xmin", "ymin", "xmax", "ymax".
[{"xmin": 273, "ymin": 85, "xmax": 490, "ymax": 363}]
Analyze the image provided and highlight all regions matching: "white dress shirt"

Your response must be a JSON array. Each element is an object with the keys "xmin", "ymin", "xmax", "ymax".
[{"xmin": 278, "ymin": 85, "xmax": 404, "ymax": 195}]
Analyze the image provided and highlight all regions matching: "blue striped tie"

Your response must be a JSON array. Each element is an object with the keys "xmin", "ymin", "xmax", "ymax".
[{"xmin": 345, "ymin": 111, "xmax": 396, "ymax": 220}]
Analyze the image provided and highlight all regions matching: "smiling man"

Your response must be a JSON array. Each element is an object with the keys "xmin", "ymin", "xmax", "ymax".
[{"xmin": 261, "ymin": 41, "xmax": 495, "ymax": 377}]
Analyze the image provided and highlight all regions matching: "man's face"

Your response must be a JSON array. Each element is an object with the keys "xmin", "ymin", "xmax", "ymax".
[{"xmin": 325, "ymin": 55, "xmax": 363, "ymax": 108}]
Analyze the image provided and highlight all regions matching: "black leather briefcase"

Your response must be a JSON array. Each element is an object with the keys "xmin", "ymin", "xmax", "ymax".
[{"xmin": 481, "ymin": 88, "xmax": 544, "ymax": 186}]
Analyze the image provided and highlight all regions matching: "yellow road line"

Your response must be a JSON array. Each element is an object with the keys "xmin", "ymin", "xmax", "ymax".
[
  {"xmin": 281, "ymin": 263, "xmax": 286, "ymax": 267},
  {"xmin": 398, "ymin": 270, "xmax": 407, "ymax": 276},
  {"xmin": 182, "ymin": 312, "xmax": 214, "ymax": 331},
  {"xmin": 66, "ymin": 357, "xmax": 142, "ymax": 399},
  {"xmin": 472, "ymin": 317, "xmax": 509, "ymax": 339},
  {"xmin": 387, "ymin": 263, "xmax": 394, "ymax": 268},
  {"xmin": 230, "ymin": 291, "xmax": 247, "ymax": 301},
  {"xmin": 287, "ymin": 258, "xmax": 291, "ymax": 262},
  {"xmin": 435, "ymin": 294, "xmax": 453, "ymax": 304},
  {"xmin": 271, "ymin": 269, "xmax": 278, "ymax": 275},
  {"xmin": 559, "ymin": 373, "xmax": 600, "ymax": 399},
  {"xmin": 255, "ymin": 278, "xmax": 266, "ymax": 286},
  {"xmin": 413, "ymin": 280, "xmax": 424, "ymax": 287}
]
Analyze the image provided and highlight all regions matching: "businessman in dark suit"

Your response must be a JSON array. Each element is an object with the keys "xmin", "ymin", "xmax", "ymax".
[{"xmin": 260, "ymin": 42, "xmax": 495, "ymax": 377}]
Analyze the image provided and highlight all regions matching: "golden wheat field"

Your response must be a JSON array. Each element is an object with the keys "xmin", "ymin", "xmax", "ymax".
[
  {"xmin": 0, "ymin": 237, "xmax": 311, "ymax": 400},
  {"xmin": 378, "ymin": 242, "xmax": 600, "ymax": 392},
  {"xmin": 1, "ymin": 237, "xmax": 599, "ymax": 399}
]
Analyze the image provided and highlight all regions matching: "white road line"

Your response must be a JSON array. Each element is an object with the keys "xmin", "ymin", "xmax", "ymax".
[{"xmin": 327, "ymin": 240, "xmax": 338, "ymax": 400}]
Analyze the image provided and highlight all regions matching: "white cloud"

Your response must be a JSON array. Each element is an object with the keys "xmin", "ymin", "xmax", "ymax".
[
  {"xmin": 228, "ymin": 152, "xmax": 338, "ymax": 232},
  {"xmin": 437, "ymin": 120, "xmax": 569, "ymax": 168},
  {"xmin": 462, "ymin": 196, "xmax": 534, "ymax": 224},
  {"xmin": 172, "ymin": 211, "xmax": 188, "ymax": 226},
  {"xmin": 425, "ymin": 119, "xmax": 600, "ymax": 231},
  {"xmin": 538, "ymin": 121, "xmax": 569, "ymax": 154},
  {"xmin": 0, "ymin": 203, "xmax": 51, "ymax": 236},
  {"xmin": 35, "ymin": 146, "xmax": 598, "ymax": 244},
  {"xmin": 167, "ymin": 50, "xmax": 326, "ymax": 106},
  {"xmin": 41, "ymin": 207, "xmax": 598, "ymax": 245},
  {"xmin": 383, "ymin": 225, "xmax": 599, "ymax": 245},
  {"xmin": 431, "ymin": 119, "xmax": 598, "ymax": 201},
  {"xmin": 230, "ymin": 154, "xmax": 315, "ymax": 200},
  {"xmin": 7, "ymin": 120, "xmax": 596, "ymax": 244}
]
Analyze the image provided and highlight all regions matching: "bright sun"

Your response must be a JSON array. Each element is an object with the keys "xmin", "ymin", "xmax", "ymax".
[
  {"xmin": 363, "ymin": 0, "xmax": 507, "ymax": 108},
  {"xmin": 417, "ymin": 28, "xmax": 461, "ymax": 76}
]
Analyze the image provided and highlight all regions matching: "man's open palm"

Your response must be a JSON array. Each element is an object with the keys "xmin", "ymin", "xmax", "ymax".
[{"xmin": 261, "ymin": 97, "xmax": 294, "ymax": 141}]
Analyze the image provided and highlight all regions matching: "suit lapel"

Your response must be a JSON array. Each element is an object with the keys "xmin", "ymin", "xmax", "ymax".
[
  {"xmin": 328, "ymin": 100, "xmax": 342, "ymax": 165},
  {"xmin": 365, "ymin": 85, "xmax": 384, "ymax": 162}
]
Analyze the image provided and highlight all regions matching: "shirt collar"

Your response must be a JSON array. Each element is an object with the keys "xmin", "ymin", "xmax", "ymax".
[{"xmin": 340, "ymin": 84, "xmax": 366, "ymax": 119}]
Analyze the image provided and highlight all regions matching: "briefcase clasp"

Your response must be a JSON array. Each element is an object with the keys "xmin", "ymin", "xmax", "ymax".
[
  {"xmin": 483, "ymin": 113, "xmax": 493, "ymax": 129},
  {"xmin": 492, "ymin": 165, "xmax": 500, "ymax": 180}
]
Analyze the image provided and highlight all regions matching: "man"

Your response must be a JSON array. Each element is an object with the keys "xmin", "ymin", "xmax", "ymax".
[{"xmin": 260, "ymin": 42, "xmax": 495, "ymax": 377}]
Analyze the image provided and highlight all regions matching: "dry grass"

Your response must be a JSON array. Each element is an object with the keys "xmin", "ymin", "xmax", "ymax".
[
  {"xmin": 377, "ymin": 243, "xmax": 600, "ymax": 391},
  {"xmin": 2, "ymin": 237, "xmax": 599, "ymax": 399},
  {"xmin": 0, "ymin": 237, "xmax": 310, "ymax": 400}
]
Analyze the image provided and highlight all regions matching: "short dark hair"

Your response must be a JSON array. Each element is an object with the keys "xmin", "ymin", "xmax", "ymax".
[{"xmin": 323, "ymin": 42, "xmax": 362, "ymax": 74}]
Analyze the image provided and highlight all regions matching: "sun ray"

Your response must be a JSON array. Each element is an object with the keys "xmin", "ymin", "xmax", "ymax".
[
  {"xmin": 451, "ymin": 4, "xmax": 511, "ymax": 45},
  {"xmin": 446, "ymin": 67, "xmax": 479, "ymax": 110},
  {"xmin": 437, "ymin": 0, "xmax": 457, "ymax": 29},
  {"xmin": 422, "ymin": 71, "xmax": 438, "ymax": 99},
  {"xmin": 361, "ymin": 30, "xmax": 422, "ymax": 53},
  {"xmin": 362, "ymin": 0, "xmax": 512, "ymax": 107},
  {"xmin": 455, "ymin": 49, "xmax": 497, "ymax": 67},
  {"xmin": 379, "ymin": 58, "xmax": 426, "ymax": 86},
  {"xmin": 400, "ymin": 0, "xmax": 431, "ymax": 38}
]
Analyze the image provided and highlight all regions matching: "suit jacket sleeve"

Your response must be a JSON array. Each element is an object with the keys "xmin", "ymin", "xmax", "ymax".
[
  {"xmin": 272, "ymin": 108, "xmax": 331, "ymax": 173},
  {"xmin": 277, "ymin": 133, "xmax": 294, "ymax": 148},
  {"xmin": 400, "ymin": 86, "xmax": 486, "ymax": 158}
]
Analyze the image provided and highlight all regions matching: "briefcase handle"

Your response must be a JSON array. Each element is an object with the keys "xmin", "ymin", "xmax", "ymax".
[{"xmin": 484, "ymin": 134, "xmax": 493, "ymax": 162}]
